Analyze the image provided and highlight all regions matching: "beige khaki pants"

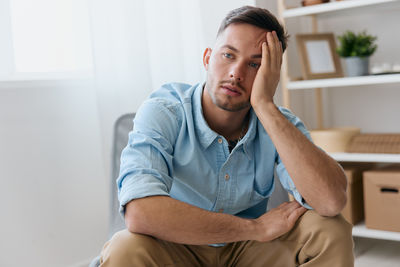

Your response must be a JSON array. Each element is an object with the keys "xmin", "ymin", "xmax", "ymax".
[{"xmin": 99, "ymin": 210, "xmax": 354, "ymax": 267}]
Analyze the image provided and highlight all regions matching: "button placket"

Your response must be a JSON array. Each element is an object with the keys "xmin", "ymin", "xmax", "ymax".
[{"xmin": 215, "ymin": 141, "xmax": 238, "ymax": 215}]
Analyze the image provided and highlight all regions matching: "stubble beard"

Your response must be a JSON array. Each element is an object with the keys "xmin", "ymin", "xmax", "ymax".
[{"xmin": 207, "ymin": 80, "xmax": 251, "ymax": 112}]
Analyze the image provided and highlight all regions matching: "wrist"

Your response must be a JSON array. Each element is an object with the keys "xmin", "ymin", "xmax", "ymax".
[
  {"xmin": 245, "ymin": 217, "xmax": 267, "ymax": 242},
  {"xmin": 233, "ymin": 217, "xmax": 258, "ymax": 242},
  {"xmin": 252, "ymin": 98, "xmax": 277, "ymax": 116}
]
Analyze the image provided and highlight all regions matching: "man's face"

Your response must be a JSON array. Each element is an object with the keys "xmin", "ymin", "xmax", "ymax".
[{"xmin": 203, "ymin": 23, "xmax": 268, "ymax": 112}]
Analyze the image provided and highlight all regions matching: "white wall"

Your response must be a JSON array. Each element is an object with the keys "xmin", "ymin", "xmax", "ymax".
[{"xmin": 0, "ymin": 80, "xmax": 107, "ymax": 267}]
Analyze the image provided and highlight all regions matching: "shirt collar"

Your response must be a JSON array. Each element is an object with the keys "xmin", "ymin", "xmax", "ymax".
[
  {"xmin": 192, "ymin": 83, "xmax": 257, "ymax": 160},
  {"xmin": 193, "ymin": 83, "xmax": 219, "ymax": 148}
]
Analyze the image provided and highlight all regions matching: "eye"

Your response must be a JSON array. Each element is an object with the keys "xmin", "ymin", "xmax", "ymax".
[
  {"xmin": 223, "ymin": 52, "xmax": 233, "ymax": 59},
  {"xmin": 249, "ymin": 62, "xmax": 260, "ymax": 69}
]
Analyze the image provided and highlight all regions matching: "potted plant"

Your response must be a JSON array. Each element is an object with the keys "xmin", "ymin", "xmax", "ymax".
[{"xmin": 336, "ymin": 30, "xmax": 377, "ymax": 76}]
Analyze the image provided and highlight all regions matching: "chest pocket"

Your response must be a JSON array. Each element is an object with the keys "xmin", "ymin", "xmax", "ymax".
[
  {"xmin": 252, "ymin": 170, "xmax": 275, "ymax": 204},
  {"xmin": 232, "ymin": 152, "xmax": 274, "ymax": 212}
]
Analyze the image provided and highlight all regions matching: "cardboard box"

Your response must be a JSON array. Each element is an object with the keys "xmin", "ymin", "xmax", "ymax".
[
  {"xmin": 340, "ymin": 163, "xmax": 374, "ymax": 225},
  {"xmin": 363, "ymin": 165, "xmax": 400, "ymax": 232}
]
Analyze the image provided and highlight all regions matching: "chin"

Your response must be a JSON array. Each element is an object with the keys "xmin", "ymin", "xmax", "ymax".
[{"xmin": 216, "ymin": 100, "xmax": 251, "ymax": 112}]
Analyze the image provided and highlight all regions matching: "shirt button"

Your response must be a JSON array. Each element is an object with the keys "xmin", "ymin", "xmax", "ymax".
[
  {"xmin": 219, "ymin": 209, "xmax": 224, "ymax": 213},
  {"xmin": 218, "ymin": 138, "xmax": 223, "ymax": 144},
  {"xmin": 225, "ymin": 174, "xmax": 230, "ymax": 180}
]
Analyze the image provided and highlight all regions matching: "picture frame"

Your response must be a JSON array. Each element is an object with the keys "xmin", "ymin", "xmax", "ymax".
[{"xmin": 296, "ymin": 33, "xmax": 343, "ymax": 80}]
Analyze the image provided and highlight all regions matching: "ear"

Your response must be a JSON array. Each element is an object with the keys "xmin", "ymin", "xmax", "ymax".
[{"xmin": 203, "ymin": 48, "xmax": 212, "ymax": 71}]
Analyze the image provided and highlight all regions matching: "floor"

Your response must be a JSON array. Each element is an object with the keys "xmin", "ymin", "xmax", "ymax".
[{"xmin": 354, "ymin": 237, "xmax": 400, "ymax": 266}]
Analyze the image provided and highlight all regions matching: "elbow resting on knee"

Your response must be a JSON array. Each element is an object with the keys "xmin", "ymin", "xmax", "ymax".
[{"xmin": 318, "ymin": 193, "xmax": 347, "ymax": 217}]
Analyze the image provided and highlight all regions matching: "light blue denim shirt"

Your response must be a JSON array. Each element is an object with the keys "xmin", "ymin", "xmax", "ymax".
[{"xmin": 118, "ymin": 82, "xmax": 312, "ymax": 220}]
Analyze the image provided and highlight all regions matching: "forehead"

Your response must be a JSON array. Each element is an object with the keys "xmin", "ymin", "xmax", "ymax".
[{"xmin": 215, "ymin": 23, "xmax": 269, "ymax": 52}]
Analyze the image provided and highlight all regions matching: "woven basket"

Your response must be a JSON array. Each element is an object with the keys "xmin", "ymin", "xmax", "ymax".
[
  {"xmin": 310, "ymin": 127, "xmax": 360, "ymax": 152},
  {"xmin": 347, "ymin": 134, "xmax": 400, "ymax": 154}
]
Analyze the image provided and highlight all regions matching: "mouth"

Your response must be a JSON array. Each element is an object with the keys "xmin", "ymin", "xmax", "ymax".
[{"xmin": 220, "ymin": 84, "xmax": 242, "ymax": 96}]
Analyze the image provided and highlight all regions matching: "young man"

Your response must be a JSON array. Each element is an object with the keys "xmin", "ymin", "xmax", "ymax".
[{"xmin": 100, "ymin": 6, "xmax": 354, "ymax": 267}]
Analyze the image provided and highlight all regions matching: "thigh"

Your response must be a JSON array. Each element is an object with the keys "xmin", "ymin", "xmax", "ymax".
[
  {"xmin": 221, "ymin": 239, "xmax": 298, "ymax": 267},
  {"xmin": 100, "ymin": 230, "xmax": 205, "ymax": 267}
]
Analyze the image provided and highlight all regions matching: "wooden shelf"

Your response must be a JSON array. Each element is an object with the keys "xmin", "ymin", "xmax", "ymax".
[
  {"xmin": 330, "ymin": 152, "xmax": 400, "ymax": 163},
  {"xmin": 353, "ymin": 222, "xmax": 400, "ymax": 242},
  {"xmin": 283, "ymin": 0, "xmax": 398, "ymax": 18},
  {"xmin": 287, "ymin": 74, "xmax": 400, "ymax": 90}
]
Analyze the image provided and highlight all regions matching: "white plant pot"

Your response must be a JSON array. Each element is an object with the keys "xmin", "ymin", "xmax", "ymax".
[{"xmin": 344, "ymin": 56, "xmax": 370, "ymax": 77}]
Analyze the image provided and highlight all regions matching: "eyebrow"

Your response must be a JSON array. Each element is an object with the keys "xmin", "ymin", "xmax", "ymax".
[{"xmin": 222, "ymin": 45, "xmax": 262, "ymax": 59}]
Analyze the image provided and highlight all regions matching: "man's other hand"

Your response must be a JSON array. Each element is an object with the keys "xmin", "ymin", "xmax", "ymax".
[{"xmin": 254, "ymin": 201, "xmax": 307, "ymax": 242}]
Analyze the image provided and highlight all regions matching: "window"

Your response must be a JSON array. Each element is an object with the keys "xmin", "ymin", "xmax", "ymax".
[{"xmin": 0, "ymin": 0, "xmax": 93, "ymax": 81}]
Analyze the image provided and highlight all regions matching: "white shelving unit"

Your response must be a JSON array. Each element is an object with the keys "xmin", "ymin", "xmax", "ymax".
[
  {"xmin": 331, "ymin": 153, "xmax": 400, "ymax": 163},
  {"xmin": 353, "ymin": 222, "xmax": 400, "ymax": 242},
  {"xmin": 287, "ymin": 73, "xmax": 400, "ymax": 90},
  {"xmin": 282, "ymin": 0, "xmax": 397, "ymax": 18},
  {"xmin": 277, "ymin": 0, "xmax": 400, "ymax": 242}
]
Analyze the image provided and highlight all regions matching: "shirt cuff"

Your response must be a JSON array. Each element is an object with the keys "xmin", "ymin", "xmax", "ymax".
[
  {"xmin": 118, "ymin": 174, "xmax": 170, "ymax": 215},
  {"xmin": 283, "ymin": 177, "xmax": 313, "ymax": 209}
]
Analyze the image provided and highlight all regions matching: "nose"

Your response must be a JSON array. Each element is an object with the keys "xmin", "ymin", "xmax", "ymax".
[{"xmin": 229, "ymin": 62, "xmax": 246, "ymax": 82}]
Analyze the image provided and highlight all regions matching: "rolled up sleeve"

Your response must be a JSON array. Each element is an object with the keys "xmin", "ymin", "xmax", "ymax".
[{"xmin": 117, "ymin": 99, "xmax": 181, "ymax": 215}]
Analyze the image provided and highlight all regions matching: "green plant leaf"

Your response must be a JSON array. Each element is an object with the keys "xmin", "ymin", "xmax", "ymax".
[{"xmin": 336, "ymin": 30, "xmax": 377, "ymax": 57}]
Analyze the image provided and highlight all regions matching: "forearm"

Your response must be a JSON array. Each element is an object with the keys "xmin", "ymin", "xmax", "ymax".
[
  {"xmin": 125, "ymin": 196, "xmax": 258, "ymax": 245},
  {"xmin": 253, "ymin": 101, "xmax": 347, "ymax": 216}
]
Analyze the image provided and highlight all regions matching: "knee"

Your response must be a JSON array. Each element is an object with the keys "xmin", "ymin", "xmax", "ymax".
[
  {"xmin": 100, "ymin": 230, "xmax": 158, "ymax": 265},
  {"xmin": 109, "ymin": 229, "xmax": 157, "ymax": 251},
  {"xmin": 300, "ymin": 210, "xmax": 353, "ymax": 246},
  {"xmin": 290, "ymin": 211, "xmax": 354, "ymax": 265}
]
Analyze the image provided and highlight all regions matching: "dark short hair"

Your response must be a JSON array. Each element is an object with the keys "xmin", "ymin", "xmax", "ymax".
[{"xmin": 217, "ymin": 6, "xmax": 288, "ymax": 52}]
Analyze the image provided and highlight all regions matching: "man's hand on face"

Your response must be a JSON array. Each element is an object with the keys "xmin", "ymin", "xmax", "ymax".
[
  {"xmin": 250, "ymin": 31, "xmax": 283, "ymax": 109},
  {"xmin": 254, "ymin": 201, "xmax": 307, "ymax": 242}
]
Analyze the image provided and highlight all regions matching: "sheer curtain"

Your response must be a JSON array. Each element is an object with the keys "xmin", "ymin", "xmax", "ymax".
[
  {"xmin": 90, "ymin": 0, "xmax": 255, "ymax": 176},
  {"xmin": 89, "ymin": 0, "xmax": 206, "ymax": 176}
]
